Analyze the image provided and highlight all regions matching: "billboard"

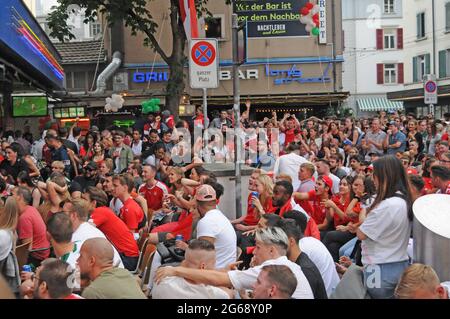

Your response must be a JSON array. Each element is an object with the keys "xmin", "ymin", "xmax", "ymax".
[
  {"xmin": 234, "ymin": 0, "xmax": 309, "ymax": 38},
  {"xmin": 0, "ymin": 0, "xmax": 64, "ymax": 89}
]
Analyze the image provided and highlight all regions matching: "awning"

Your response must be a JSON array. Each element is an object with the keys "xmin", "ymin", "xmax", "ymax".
[{"xmin": 358, "ymin": 98, "xmax": 404, "ymax": 112}]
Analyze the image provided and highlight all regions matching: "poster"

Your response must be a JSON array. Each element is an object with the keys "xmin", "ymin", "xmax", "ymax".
[{"xmin": 234, "ymin": 0, "xmax": 309, "ymax": 38}]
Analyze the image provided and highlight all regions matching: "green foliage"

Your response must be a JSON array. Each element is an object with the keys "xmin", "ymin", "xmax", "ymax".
[{"xmin": 142, "ymin": 98, "xmax": 161, "ymax": 114}]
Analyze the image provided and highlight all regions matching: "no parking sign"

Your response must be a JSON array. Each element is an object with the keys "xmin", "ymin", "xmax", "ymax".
[
  {"xmin": 424, "ymin": 75, "xmax": 438, "ymax": 105},
  {"xmin": 189, "ymin": 39, "xmax": 219, "ymax": 89}
]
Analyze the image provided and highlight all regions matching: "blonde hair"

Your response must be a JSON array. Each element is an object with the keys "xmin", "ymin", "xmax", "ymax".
[
  {"xmin": 0, "ymin": 197, "xmax": 19, "ymax": 230},
  {"xmin": 256, "ymin": 174, "xmax": 274, "ymax": 197},
  {"xmin": 104, "ymin": 158, "xmax": 114, "ymax": 171},
  {"xmin": 394, "ymin": 264, "xmax": 441, "ymax": 299},
  {"xmin": 52, "ymin": 161, "xmax": 65, "ymax": 170}
]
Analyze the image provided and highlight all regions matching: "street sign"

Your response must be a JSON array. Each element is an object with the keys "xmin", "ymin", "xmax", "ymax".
[
  {"xmin": 424, "ymin": 74, "xmax": 438, "ymax": 105},
  {"xmin": 189, "ymin": 39, "xmax": 219, "ymax": 89}
]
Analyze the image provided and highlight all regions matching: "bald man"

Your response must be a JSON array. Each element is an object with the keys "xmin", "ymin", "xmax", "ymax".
[
  {"xmin": 152, "ymin": 239, "xmax": 232, "ymax": 299},
  {"xmin": 78, "ymin": 238, "xmax": 146, "ymax": 299}
]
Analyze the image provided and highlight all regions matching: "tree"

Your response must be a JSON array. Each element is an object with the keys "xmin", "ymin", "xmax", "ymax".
[{"xmin": 47, "ymin": 0, "xmax": 228, "ymax": 117}]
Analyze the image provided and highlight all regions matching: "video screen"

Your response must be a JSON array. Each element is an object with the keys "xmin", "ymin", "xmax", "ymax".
[{"xmin": 12, "ymin": 95, "xmax": 48, "ymax": 117}]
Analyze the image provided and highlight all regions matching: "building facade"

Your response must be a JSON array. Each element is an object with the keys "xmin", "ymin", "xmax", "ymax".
[
  {"xmin": 387, "ymin": 0, "xmax": 450, "ymax": 118},
  {"xmin": 90, "ymin": 0, "xmax": 346, "ymax": 127},
  {"xmin": 342, "ymin": 0, "xmax": 404, "ymax": 116}
]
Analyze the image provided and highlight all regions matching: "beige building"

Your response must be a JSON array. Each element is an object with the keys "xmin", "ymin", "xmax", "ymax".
[{"xmin": 85, "ymin": 0, "xmax": 345, "ymax": 122}]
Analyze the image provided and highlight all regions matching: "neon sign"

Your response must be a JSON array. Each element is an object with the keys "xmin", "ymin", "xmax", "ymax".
[
  {"xmin": 265, "ymin": 63, "xmax": 332, "ymax": 85},
  {"xmin": 11, "ymin": 7, "xmax": 64, "ymax": 80}
]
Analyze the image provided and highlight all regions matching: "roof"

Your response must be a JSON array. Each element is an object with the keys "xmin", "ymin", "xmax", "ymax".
[{"xmin": 54, "ymin": 40, "xmax": 106, "ymax": 65}]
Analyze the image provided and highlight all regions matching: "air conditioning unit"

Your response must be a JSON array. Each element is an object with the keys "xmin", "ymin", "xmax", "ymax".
[{"xmin": 113, "ymin": 72, "xmax": 128, "ymax": 92}]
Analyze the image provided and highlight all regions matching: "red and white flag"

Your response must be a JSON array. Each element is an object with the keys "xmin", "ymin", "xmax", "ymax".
[{"xmin": 179, "ymin": 0, "xmax": 199, "ymax": 39}]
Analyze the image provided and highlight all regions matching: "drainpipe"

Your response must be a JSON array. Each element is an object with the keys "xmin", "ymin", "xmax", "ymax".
[
  {"xmin": 92, "ymin": 51, "xmax": 122, "ymax": 95},
  {"xmin": 432, "ymin": 0, "xmax": 436, "ymax": 75}
]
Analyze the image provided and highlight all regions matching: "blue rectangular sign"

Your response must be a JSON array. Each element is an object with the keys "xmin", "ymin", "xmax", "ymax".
[{"xmin": 0, "ymin": 0, "xmax": 64, "ymax": 89}]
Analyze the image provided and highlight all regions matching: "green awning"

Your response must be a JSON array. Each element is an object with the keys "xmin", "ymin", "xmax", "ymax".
[{"xmin": 357, "ymin": 98, "xmax": 404, "ymax": 112}]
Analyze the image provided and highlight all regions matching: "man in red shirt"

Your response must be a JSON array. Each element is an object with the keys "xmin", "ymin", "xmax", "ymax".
[
  {"xmin": 14, "ymin": 186, "xmax": 50, "ymax": 267},
  {"xmin": 138, "ymin": 165, "xmax": 169, "ymax": 212},
  {"xmin": 431, "ymin": 165, "xmax": 450, "ymax": 195},
  {"xmin": 83, "ymin": 186, "xmax": 139, "ymax": 271},
  {"xmin": 112, "ymin": 175, "xmax": 146, "ymax": 237}
]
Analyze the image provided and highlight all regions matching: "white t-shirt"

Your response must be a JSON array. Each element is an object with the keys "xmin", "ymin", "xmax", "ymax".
[
  {"xmin": 131, "ymin": 140, "xmax": 143, "ymax": 157},
  {"xmin": 152, "ymin": 276, "xmax": 230, "ymax": 299},
  {"xmin": 228, "ymin": 256, "xmax": 314, "ymax": 299},
  {"xmin": 114, "ymin": 147, "xmax": 122, "ymax": 173},
  {"xmin": 274, "ymin": 153, "xmax": 310, "ymax": 190},
  {"xmin": 72, "ymin": 222, "xmax": 124, "ymax": 268},
  {"xmin": 328, "ymin": 173, "xmax": 341, "ymax": 195},
  {"xmin": 359, "ymin": 196, "xmax": 411, "ymax": 265},
  {"xmin": 109, "ymin": 198, "xmax": 124, "ymax": 216},
  {"xmin": 0, "ymin": 230, "xmax": 13, "ymax": 261},
  {"xmin": 196, "ymin": 209, "xmax": 237, "ymax": 269},
  {"xmin": 299, "ymin": 236, "xmax": 340, "ymax": 297}
]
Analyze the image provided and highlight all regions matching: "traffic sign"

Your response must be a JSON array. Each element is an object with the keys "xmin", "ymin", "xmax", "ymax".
[
  {"xmin": 424, "ymin": 74, "xmax": 438, "ymax": 105},
  {"xmin": 189, "ymin": 39, "xmax": 219, "ymax": 89}
]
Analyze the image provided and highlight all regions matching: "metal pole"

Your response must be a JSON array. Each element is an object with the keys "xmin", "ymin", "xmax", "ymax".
[
  {"xmin": 203, "ymin": 88, "xmax": 208, "ymax": 146},
  {"xmin": 430, "ymin": 104, "xmax": 435, "ymax": 117},
  {"xmin": 432, "ymin": 0, "xmax": 436, "ymax": 75},
  {"xmin": 232, "ymin": 13, "xmax": 242, "ymax": 219}
]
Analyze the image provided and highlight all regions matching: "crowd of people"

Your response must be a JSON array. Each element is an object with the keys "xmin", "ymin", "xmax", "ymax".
[{"xmin": 0, "ymin": 105, "xmax": 449, "ymax": 299}]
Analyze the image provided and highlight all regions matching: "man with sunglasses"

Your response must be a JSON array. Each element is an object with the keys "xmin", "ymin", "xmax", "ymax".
[{"xmin": 71, "ymin": 161, "xmax": 99, "ymax": 193}]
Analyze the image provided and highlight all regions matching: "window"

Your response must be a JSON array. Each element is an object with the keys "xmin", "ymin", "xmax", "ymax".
[
  {"xmin": 90, "ymin": 22, "xmax": 101, "ymax": 38},
  {"xmin": 417, "ymin": 12, "xmax": 426, "ymax": 39},
  {"xmin": 205, "ymin": 17, "xmax": 223, "ymax": 39},
  {"xmin": 446, "ymin": 2, "xmax": 450, "ymax": 31},
  {"xmin": 413, "ymin": 54, "xmax": 430, "ymax": 82},
  {"xmin": 384, "ymin": 0, "xmax": 395, "ymax": 14},
  {"xmin": 384, "ymin": 30, "xmax": 396, "ymax": 49},
  {"xmin": 384, "ymin": 64, "xmax": 397, "ymax": 84}
]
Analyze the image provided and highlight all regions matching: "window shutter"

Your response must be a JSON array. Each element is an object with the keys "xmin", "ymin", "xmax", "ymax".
[
  {"xmin": 439, "ymin": 50, "xmax": 447, "ymax": 78},
  {"xmin": 376, "ymin": 29, "xmax": 383, "ymax": 50},
  {"xmin": 397, "ymin": 28, "xmax": 403, "ymax": 49},
  {"xmin": 377, "ymin": 64, "xmax": 384, "ymax": 84},
  {"xmin": 417, "ymin": 14, "xmax": 421, "ymax": 38},
  {"xmin": 446, "ymin": 3, "xmax": 450, "ymax": 31},
  {"xmin": 397, "ymin": 63, "xmax": 404, "ymax": 84},
  {"xmin": 413, "ymin": 56, "xmax": 418, "ymax": 82},
  {"xmin": 425, "ymin": 53, "xmax": 431, "ymax": 75}
]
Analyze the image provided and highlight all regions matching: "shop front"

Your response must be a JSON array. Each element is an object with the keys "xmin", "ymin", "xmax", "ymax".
[{"xmin": 0, "ymin": 0, "xmax": 64, "ymax": 136}]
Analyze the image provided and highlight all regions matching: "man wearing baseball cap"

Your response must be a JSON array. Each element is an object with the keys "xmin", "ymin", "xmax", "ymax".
[
  {"xmin": 195, "ymin": 184, "xmax": 237, "ymax": 269},
  {"xmin": 385, "ymin": 121, "xmax": 407, "ymax": 155}
]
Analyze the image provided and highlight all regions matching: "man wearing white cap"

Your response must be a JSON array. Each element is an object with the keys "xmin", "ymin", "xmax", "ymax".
[{"xmin": 195, "ymin": 184, "xmax": 237, "ymax": 269}]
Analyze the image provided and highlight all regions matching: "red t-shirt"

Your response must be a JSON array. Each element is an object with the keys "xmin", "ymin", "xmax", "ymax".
[
  {"xmin": 442, "ymin": 132, "xmax": 449, "ymax": 141},
  {"xmin": 243, "ymin": 193, "xmax": 258, "ymax": 226},
  {"xmin": 307, "ymin": 190, "xmax": 328, "ymax": 225},
  {"xmin": 284, "ymin": 129, "xmax": 295, "ymax": 145},
  {"xmin": 138, "ymin": 181, "xmax": 169, "ymax": 211},
  {"xmin": 445, "ymin": 181, "xmax": 450, "ymax": 195},
  {"xmin": 17, "ymin": 206, "xmax": 50, "ymax": 261},
  {"xmin": 63, "ymin": 294, "xmax": 84, "ymax": 299},
  {"xmin": 330, "ymin": 196, "xmax": 360, "ymax": 227},
  {"xmin": 119, "ymin": 197, "xmax": 144, "ymax": 231},
  {"xmin": 90, "ymin": 207, "xmax": 139, "ymax": 257},
  {"xmin": 423, "ymin": 177, "xmax": 434, "ymax": 194}
]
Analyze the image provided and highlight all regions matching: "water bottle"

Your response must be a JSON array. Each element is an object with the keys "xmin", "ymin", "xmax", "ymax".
[
  {"xmin": 22, "ymin": 265, "xmax": 32, "ymax": 273},
  {"xmin": 251, "ymin": 191, "xmax": 259, "ymax": 207}
]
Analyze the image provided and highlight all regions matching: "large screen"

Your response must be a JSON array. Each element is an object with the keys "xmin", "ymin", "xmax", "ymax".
[{"xmin": 12, "ymin": 95, "xmax": 48, "ymax": 117}]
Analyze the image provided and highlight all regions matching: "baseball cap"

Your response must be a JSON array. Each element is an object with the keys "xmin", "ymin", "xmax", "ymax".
[
  {"xmin": 407, "ymin": 168, "xmax": 418, "ymax": 175},
  {"xmin": 320, "ymin": 175, "xmax": 333, "ymax": 190},
  {"xmin": 195, "ymin": 184, "xmax": 217, "ymax": 201},
  {"xmin": 343, "ymin": 139, "xmax": 353, "ymax": 146},
  {"xmin": 388, "ymin": 121, "xmax": 397, "ymax": 127},
  {"xmin": 85, "ymin": 161, "xmax": 98, "ymax": 171}
]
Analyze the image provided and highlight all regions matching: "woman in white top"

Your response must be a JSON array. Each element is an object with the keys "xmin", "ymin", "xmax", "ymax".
[
  {"xmin": 355, "ymin": 155, "xmax": 413, "ymax": 299},
  {"xmin": 0, "ymin": 198, "xmax": 19, "ymax": 263}
]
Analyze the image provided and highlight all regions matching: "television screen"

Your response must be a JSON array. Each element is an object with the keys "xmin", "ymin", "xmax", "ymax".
[{"xmin": 12, "ymin": 96, "xmax": 48, "ymax": 117}]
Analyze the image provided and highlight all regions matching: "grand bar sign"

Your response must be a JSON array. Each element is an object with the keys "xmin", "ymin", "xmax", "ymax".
[{"xmin": 234, "ymin": 0, "xmax": 309, "ymax": 38}]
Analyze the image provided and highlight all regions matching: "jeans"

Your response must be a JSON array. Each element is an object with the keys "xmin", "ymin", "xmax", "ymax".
[
  {"xmin": 323, "ymin": 231, "xmax": 356, "ymax": 262},
  {"xmin": 363, "ymin": 260, "xmax": 409, "ymax": 299},
  {"xmin": 339, "ymin": 237, "xmax": 358, "ymax": 259},
  {"xmin": 119, "ymin": 253, "xmax": 139, "ymax": 271}
]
